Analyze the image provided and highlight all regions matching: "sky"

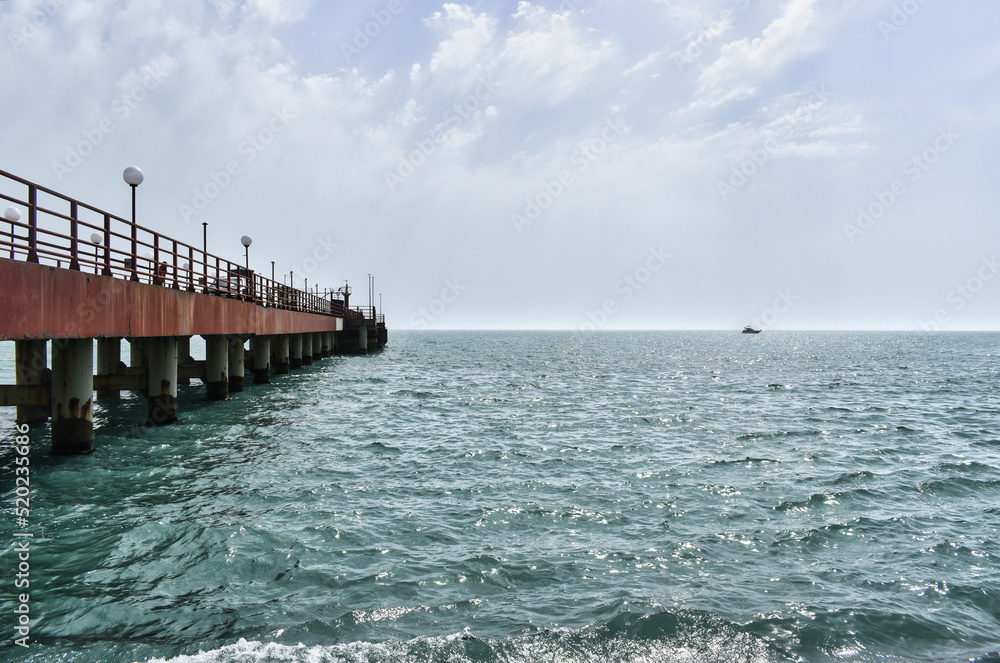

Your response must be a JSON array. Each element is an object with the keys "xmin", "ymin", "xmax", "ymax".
[{"xmin": 1, "ymin": 0, "xmax": 999, "ymax": 331}]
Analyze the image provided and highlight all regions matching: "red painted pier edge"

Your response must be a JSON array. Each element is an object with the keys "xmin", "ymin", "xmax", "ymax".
[{"xmin": 0, "ymin": 259, "xmax": 341, "ymax": 340}]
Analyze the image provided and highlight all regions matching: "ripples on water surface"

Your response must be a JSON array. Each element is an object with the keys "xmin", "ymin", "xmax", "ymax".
[{"xmin": 1, "ymin": 331, "xmax": 999, "ymax": 662}]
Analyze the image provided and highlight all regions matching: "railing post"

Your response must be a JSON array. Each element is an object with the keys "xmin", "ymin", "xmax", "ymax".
[
  {"xmin": 172, "ymin": 240, "xmax": 180, "ymax": 289},
  {"xmin": 102, "ymin": 214, "xmax": 112, "ymax": 276},
  {"xmin": 153, "ymin": 234, "xmax": 161, "ymax": 285},
  {"xmin": 26, "ymin": 184, "xmax": 38, "ymax": 263},
  {"xmin": 129, "ymin": 216, "xmax": 139, "ymax": 281},
  {"xmin": 69, "ymin": 201, "xmax": 81, "ymax": 270},
  {"xmin": 188, "ymin": 246, "xmax": 195, "ymax": 291}
]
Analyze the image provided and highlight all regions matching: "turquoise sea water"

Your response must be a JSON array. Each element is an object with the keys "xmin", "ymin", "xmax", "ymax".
[{"xmin": 1, "ymin": 331, "xmax": 1000, "ymax": 662}]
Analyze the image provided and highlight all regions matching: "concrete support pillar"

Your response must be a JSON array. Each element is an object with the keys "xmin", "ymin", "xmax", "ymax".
[
  {"xmin": 251, "ymin": 336, "xmax": 271, "ymax": 384},
  {"xmin": 15, "ymin": 339, "xmax": 48, "ymax": 424},
  {"xmin": 146, "ymin": 337, "xmax": 178, "ymax": 426},
  {"xmin": 289, "ymin": 334, "xmax": 303, "ymax": 369},
  {"xmin": 302, "ymin": 333, "xmax": 314, "ymax": 366},
  {"xmin": 177, "ymin": 336, "xmax": 192, "ymax": 385},
  {"xmin": 204, "ymin": 335, "xmax": 228, "ymax": 401},
  {"xmin": 312, "ymin": 332, "xmax": 323, "ymax": 361},
  {"xmin": 321, "ymin": 332, "xmax": 332, "ymax": 358},
  {"xmin": 228, "ymin": 336, "xmax": 246, "ymax": 392},
  {"xmin": 273, "ymin": 335, "xmax": 290, "ymax": 375},
  {"xmin": 332, "ymin": 331, "xmax": 340, "ymax": 354},
  {"xmin": 129, "ymin": 337, "xmax": 147, "ymax": 367},
  {"xmin": 359, "ymin": 325, "xmax": 368, "ymax": 352},
  {"xmin": 51, "ymin": 338, "xmax": 94, "ymax": 454},
  {"xmin": 129, "ymin": 337, "xmax": 148, "ymax": 397},
  {"xmin": 96, "ymin": 338, "xmax": 121, "ymax": 400}
]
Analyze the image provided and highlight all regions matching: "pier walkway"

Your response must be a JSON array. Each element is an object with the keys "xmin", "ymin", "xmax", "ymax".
[{"xmin": 0, "ymin": 168, "xmax": 386, "ymax": 453}]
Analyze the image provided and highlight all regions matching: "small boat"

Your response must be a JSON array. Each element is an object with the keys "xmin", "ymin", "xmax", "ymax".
[{"xmin": 742, "ymin": 326, "xmax": 761, "ymax": 334}]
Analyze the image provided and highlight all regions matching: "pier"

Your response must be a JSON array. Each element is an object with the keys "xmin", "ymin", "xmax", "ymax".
[{"xmin": 0, "ymin": 167, "xmax": 387, "ymax": 454}]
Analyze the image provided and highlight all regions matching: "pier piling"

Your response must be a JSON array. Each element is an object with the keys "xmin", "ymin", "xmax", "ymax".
[
  {"xmin": 251, "ymin": 336, "xmax": 271, "ymax": 384},
  {"xmin": 273, "ymin": 335, "xmax": 290, "ymax": 375},
  {"xmin": 204, "ymin": 335, "xmax": 229, "ymax": 401},
  {"xmin": 228, "ymin": 336, "xmax": 246, "ymax": 392},
  {"xmin": 96, "ymin": 338, "xmax": 122, "ymax": 400},
  {"xmin": 289, "ymin": 334, "xmax": 303, "ymax": 369},
  {"xmin": 51, "ymin": 338, "xmax": 94, "ymax": 454},
  {"xmin": 146, "ymin": 337, "xmax": 178, "ymax": 425},
  {"xmin": 312, "ymin": 332, "xmax": 323, "ymax": 362},
  {"xmin": 302, "ymin": 333, "xmax": 314, "ymax": 366},
  {"xmin": 177, "ymin": 337, "xmax": 192, "ymax": 385},
  {"xmin": 15, "ymin": 339, "xmax": 48, "ymax": 424}
]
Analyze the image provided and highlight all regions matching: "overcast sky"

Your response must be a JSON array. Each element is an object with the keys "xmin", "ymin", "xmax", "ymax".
[{"xmin": 2, "ymin": 0, "xmax": 999, "ymax": 330}]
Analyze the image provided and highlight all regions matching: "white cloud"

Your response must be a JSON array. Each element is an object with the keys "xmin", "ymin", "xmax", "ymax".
[
  {"xmin": 250, "ymin": 0, "xmax": 311, "ymax": 25},
  {"xmin": 624, "ymin": 50, "xmax": 662, "ymax": 77},
  {"xmin": 498, "ymin": 2, "xmax": 616, "ymax": 105},
  {"xmin": 697, "ymin": 0, "xmax": 823, "ymax": 101},
  {"xmin": 425, "ymin": 3, "xmax": 497, "ymax": 74}
]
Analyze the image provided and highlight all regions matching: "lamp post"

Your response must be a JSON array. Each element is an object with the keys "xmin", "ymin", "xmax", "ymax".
[
  {"xmin": 241, "ymin": 235, "xmax": 252, "ymax": 299},
  {"xmin": 201, "ymin": 221, "xmax": 208, "ymax": 293},
  {"xmin": 90, "ymin": 232, "xmax": 102, "ymax": 274},
  {"xmin": 123, "ymin": 167, "xmax": 143, "ymax": 281},
  {"xmin": 4, "ymin": 207, "xmax": 20, "ymax": 259},
  {"xmin": 241, "ymin": 234, "xmax": 252, "ymax": 273}
]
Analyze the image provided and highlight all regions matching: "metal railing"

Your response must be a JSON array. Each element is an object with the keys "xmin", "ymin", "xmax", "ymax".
[
  {"xmin": 347, "ymin": 306, "xmax": 385, "ymax": 324},
  {"xmin": 0, "ymin": 168, "xmax": 347, "ymax": 317}
]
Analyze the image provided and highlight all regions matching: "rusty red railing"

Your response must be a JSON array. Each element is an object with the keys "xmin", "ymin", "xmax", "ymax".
[
  {"xmin": 347, "ymin": 305, "xmax": 385, "ymax": 325},
  {"xmin": 0, "ymin": 168, "xmax": 376, "ymax": 320}
]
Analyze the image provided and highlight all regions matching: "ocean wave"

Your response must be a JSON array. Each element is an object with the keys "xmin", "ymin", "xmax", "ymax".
[{"xmin": 143, "ymin": 610, "xmax": 792, "ymax": 663}]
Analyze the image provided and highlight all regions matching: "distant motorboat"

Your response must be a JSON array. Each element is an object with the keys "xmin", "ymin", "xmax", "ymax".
[{"xmin": 742, "ymin": 326, "xmax": 761, "ymax": 334}]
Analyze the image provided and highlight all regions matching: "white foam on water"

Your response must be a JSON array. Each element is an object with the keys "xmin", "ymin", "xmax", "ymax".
[{"xmin": 141, "ymin": 627, "xmax": 780, "ymax": 663}]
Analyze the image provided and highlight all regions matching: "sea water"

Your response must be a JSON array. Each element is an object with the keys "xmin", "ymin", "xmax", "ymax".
[{"xmin": 1, "ymin": 331, "xmax": 999, "ymax": 662}]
